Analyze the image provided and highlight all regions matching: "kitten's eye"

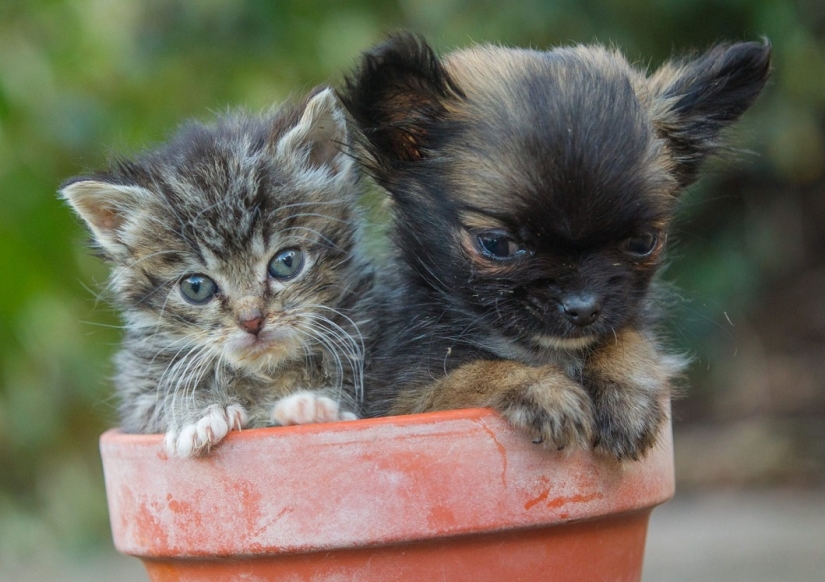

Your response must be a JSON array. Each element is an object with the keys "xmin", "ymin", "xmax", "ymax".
[
  {"xmin": 621, "ymin": 233, "xmax": 658, "ymax": 257},
  {"xmin": 179, "ymin": 274, "xmax": 218, "ymax": 304},
  {"xmin": 268, "ymin": 248, "xmax": 304, "ymax": 280},
  {"xmin": 477, "ymin": 231, "xmax": 526, "ymax": 260}
]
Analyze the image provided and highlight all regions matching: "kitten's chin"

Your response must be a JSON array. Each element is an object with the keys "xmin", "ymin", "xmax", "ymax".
[
  {"xmin": 531, "ymin": 334, "xmax": 598, "ymax": 351},
  {"xmin": 225, "ymin": 333, "xmax": 302, "ymax": 372}
]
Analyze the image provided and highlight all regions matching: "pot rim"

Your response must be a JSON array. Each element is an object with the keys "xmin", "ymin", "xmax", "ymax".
[{"xmin": 100, "ymin": 407, "xmax": 675, "ymax": 558}]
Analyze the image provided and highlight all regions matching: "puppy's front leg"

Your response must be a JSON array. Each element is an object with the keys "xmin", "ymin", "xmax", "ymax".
[
  {"xmin": 391, "ymin": 360, "xmax": 595, "ymax": 451},
  {"xmin": 584, "ymin": 329, "xmax": 681, "ymax": 460}
]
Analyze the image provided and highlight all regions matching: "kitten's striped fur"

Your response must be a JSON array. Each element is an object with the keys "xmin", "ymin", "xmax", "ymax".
[{"xmin": 61, "ymin": 88, "xmax": 374, "ymax": 457}]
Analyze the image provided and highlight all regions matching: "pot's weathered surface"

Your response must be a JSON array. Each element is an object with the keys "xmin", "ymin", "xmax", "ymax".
[{"xmin": 100, "ymin": 408, "xmax": 674, "ymax": 582}]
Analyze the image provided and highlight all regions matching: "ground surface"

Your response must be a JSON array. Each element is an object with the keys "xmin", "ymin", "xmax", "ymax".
[{"xmin": 644, "ymin": 490, "xmax": 825, "ymax": 582}]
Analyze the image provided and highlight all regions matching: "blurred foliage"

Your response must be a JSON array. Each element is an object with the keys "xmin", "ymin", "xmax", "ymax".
[{"xmin": 0, "ymin": 0, "xmax": 823, "ymax": 563}]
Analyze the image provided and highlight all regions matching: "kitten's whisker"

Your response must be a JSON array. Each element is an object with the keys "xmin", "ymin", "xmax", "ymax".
[
  {"xmin": 187, "ymin": 198, "xmax": 229, "ymax": 230},
  {"xmin": 172, "ymin": 343, "xmax": 215, "ymax": 421},
  {"xmin": 127, "ymin": 280, "xmax": 176, "ymax": 310},
  {"xmin": 122, "ymin": 249, "xmax": 186, "ymax": 272},
  {"xmin": 302, "ymin": 318, "xmax": 363, "ymax": 374},
  {"xmin": 310, "ymin": 334, "xmax": 346, "ymax": 396},
  {"xmin": 279, "ymin": 226, "xmax": 347, "ymax": 253},
  {"xmin": 304, "ymin": 304, "xmax": 366, "ymax": 350},
  {"xmin": 271, "ymin": 212, "xmax": 352, "ymax": 228},
  {"xmin": 186, "ymin": 348, "xmax": 219, "ymax": 410},
  {"xmin": 153, "ymin": 338, "xmax": 201, "ymax": 410},
  {"xmin": 149, "ymin": 331, "xmax": 206, "ymax": 368},
  {"xmin": 300, "ymin": 313, "xmax": 365, "ymax": 400},
  {"xmin": 324, "ymin": 254, "xmax": 361, "ymax": 273},
  {"xmin": 79, "ymin": 320, "xmax": 127, "ymax": 330},
  {"xmin": 296, "ymin": 323, "xmax": 349, "ymax": 395},
  {"xmin": 214, "ymin": 347, "xmax": 229, "ymax": 395},
  {"xmin": 152, "ymin": 286, "xmax": 178, "ymax": 337},
  {"xmin": 77, "ymin": 278, "xmax": 111, "ymax": 309},
  {"xmin": 158, "ymin": 339, "xmax": 211, "ymax": 426},
  {"xmin": 269, "ymin": 199, "xmax": 352, "ymax": 215}
]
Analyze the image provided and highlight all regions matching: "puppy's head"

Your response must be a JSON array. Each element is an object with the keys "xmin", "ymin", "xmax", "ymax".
[{"xmin": 341, "ymin": 33, "xmax": 771, "ymax": 352}]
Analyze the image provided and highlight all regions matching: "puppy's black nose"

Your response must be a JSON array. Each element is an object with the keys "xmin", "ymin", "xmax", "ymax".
[{"xmin": 561, "ymin": 294, "xmax": 602, "ymax": 327}]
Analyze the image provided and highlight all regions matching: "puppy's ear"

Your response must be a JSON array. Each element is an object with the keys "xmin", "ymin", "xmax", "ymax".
[
  {"xmin": 648, "ymin": 40, "xmax": 771, "ymax": 186},
  {"xmin": 339, "ymin": 32, "xmax": 462, "ymax": 176}
]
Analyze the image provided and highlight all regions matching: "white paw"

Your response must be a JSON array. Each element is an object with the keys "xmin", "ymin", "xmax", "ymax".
[
  {"xmin": 163, "ymin": 403, "xmax": 248, "ymax": 458},
  {"xmin": 270, "ymin": 391, "xmax": 358, "ymax": 426}
]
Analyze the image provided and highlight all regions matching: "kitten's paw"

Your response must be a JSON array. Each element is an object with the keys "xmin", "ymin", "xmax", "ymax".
[
  {"xmin": 593, "ymin": 388, "xmax": 666, "ymax": 461},
  {"xmin": 270, "ymin": 391, "xmax": 358, "ymax": 426},
  {"xmin": 493, "ymin": 376, "xmax": 595, "ymax": 451},
  {"xmin": 163, "ymin": 403, "xmax": 248, "ymax": 458}
]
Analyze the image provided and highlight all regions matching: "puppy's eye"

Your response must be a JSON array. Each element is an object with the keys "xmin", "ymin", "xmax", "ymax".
[
  {"xmin": 621, "ymin": 233, "xmax": 658, "ymax": 257},
  {"xmin": 180, "ymin": 274, "xmax": 218, "ymax": 304},
  {"xmin": 477, "ymin": 231, "xmax": 525, "ymax": 260},
  {"xmin": 268, "ymin": 248, "xmax": 304, "ymax": 280}
]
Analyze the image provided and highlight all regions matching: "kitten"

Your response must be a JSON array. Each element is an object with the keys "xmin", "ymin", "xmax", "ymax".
[
  {"xmin": 341, "ymin": 34, "xmax": 771, "ymax": 459},
  {"xmin": 61, "ymin": 88, "xmax": 373, "ymax": 457}
]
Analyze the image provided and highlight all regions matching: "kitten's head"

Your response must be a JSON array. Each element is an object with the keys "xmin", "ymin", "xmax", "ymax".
[
  {"xmin": 61, "ymin": 88, "xmax": 367, "ymax": 372},
  {"xmin": 341, "ymin": 34, "xmax": 770, "ymax": 353}
]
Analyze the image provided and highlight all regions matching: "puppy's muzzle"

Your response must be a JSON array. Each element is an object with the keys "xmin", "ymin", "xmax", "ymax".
[{"xmin": 560, "ymin": 293, "xmax": 602, "ymax": 327}]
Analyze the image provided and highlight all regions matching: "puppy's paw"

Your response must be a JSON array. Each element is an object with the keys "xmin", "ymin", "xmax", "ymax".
[
  {"xmin": 270, "ymin": 391, "xmax": 358, "ymax": 426},
  {"xmin": 584, "ymin": 328, "xmax": 677, "ymax": 460},
  {"xmin": 164, "ymin": 403, "xmax": 248, "ymax": 458},
  {"xmin": 492, "ymin": 373, "xmax": 595, "ymax": 451},
  {"xmin": 592, "ymin": 387, "xmax": 666, "ymax": 461}
]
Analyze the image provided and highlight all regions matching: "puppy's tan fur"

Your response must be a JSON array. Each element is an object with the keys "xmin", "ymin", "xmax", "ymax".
[{"xmin": 342, "ymin": 34, "xmax": 771, "ymax": 460}]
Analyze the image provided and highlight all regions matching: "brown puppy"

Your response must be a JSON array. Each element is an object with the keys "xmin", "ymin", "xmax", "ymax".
[{"xmin": 341, "ymin": 34, "xmax": 771, "ymax": 459}]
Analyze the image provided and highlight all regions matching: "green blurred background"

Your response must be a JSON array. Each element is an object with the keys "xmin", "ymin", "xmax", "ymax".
[{"xmin": 1, "ymin": 0, "xmax": 823, "ymax": 577}]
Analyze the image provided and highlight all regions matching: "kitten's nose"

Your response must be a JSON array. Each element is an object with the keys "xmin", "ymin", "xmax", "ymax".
[
  {"xmin": 239, "ymin": 311, "xmax": 264, "ymax": 335},
  {"xmin": 561, "ymin": 294, "xmax": 602, "ymax": 327}
]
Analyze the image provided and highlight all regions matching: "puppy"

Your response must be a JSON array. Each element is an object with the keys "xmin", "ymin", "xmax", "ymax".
[{"xmin": 341, "ymin": 33, "xmax": 771, "ymax": 459}]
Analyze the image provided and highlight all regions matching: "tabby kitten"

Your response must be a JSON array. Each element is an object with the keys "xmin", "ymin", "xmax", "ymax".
[{"xmin": 61, "ymin": 88, "xmax": 373, "ymax": 457}]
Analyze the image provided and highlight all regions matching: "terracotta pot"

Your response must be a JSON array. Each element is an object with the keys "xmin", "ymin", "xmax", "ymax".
[{"xmin": 100, "ymin": 408, "xmax": 674, "ymax": 581}]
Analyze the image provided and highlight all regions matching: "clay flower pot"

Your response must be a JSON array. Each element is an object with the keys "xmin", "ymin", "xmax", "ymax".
[{"xmin": 100, "ymin": 408, "xmax": 674, "ymax": 581}]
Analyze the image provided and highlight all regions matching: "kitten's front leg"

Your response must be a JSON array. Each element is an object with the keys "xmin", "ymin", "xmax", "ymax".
[
  {"xmin": 271, "ymin": 390, "xmax": 359, "ymax": 426},
  {"xmin": 392, "ymin": 360, "xmax": 595, "ymax": 451},
  {"xmin": 584, "ymin": 329, "xmax": 682, "ymax": 460},
  {"xmin": 164, "ymin": 403, "xmax": 249, "ymax": 458}
]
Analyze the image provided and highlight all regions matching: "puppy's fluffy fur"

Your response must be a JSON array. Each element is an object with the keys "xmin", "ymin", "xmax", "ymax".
[{"xmin": 341, "ymin": 34, "xmax": 771, "ymax": 459}]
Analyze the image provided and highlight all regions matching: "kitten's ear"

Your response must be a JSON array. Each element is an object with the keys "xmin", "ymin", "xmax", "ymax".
[
  {"xmin": 647, "ymin": 40, "xmax": 771, "ymax": 187},
  {"xmin": 59, "ymin": 178, "xmax": 149, "ymax": 258},
  {"xmin": 274, "ymin": 87, "xmax": 352, "ymax": 177},
  {"xmin": 339, "ymin": 32, "xmax": 463, "ymax": 174}
]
